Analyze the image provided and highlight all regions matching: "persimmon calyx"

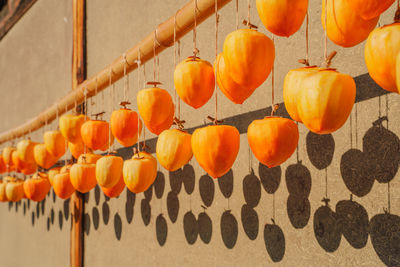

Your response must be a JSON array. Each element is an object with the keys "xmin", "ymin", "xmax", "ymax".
[
  {"xmin": 242, "ymin": 19, "xmax": 258, "ymax": 29},
  {"xmin": 207, "ymin": 115, "xmax": 224, "ymax": 125}
]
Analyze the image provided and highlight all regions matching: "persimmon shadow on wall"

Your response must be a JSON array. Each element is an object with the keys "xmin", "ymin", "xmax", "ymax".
[{"xmin": 4, "ymin": 72, "xmax": 400, "ymax": 266}]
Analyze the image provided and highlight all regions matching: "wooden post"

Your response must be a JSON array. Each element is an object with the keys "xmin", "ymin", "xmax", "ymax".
[{"xmin": 70, "ymin": 0, "xmax": 86, "ymax": 267}]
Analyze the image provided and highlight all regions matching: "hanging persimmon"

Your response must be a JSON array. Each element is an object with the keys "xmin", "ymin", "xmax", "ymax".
[
  {"xmin": 44, "ymin": 130, "xmax": 66, "ymax": 158},
  {"xmin": 214, "ymin": 53, "xmax": 253, "ymax": 104},
  {"xmin": 59, "ymin": 114, "xmax": 87, "ymax": 144},
  {"xmin": 78, "ymin": 153, "xmax": 101, "ymax": 164},
  {"xmin": 365, "ymin": 22, "xmax": 400, "ymax": 93},
  {"xmin": 11, "ymin": 150, "xmax": 25, "ymax": 172},
  {"xmin": 174, "ymin": 57, "xmax": 215, "ymax": 109},
  {"xmin": 101, "ymin": 175, "xmax": 125, "ymax": 198},
  {"xmin": 322, "ymin": 0, "xmax": 379, "ymax": 47},
  {"xmin": 60, "ymin": 164, "xmax": 73, "ymax": 174},
  {"xmin": 137, "ymin": 87, "xmax": 174, "ymax": 135},
  {"xmin": 53, "ymin": 173, "xmax": 75, "ymax": 199},
  {"xmin": 283, "ymin": 66, "xmax": 321, "ymax": 122},
  {"xmin": 81, "ymin": 120, "xmax": 112, "ymax": 151},
  {"xmin": 5, "ymin": 178, "xmax": 24, "ymax": 202},
  {"xmin": 0, "ymin": 179, "xmax": 7, "ymax": 202},
  {"xmin": 110, "ymin": 106, "xmax": 142, "ymax": 147},
  {"xmin": 223, "ymin": 29, "xmax": 275, "ymax": 90},
  {"xmin": 69, "ymin": 162, "xmax": 96, "ymax": 193},
  {"xmin": 17, "ymin": 139, "xmax": 37, "ymax": 164},
  {"xmin": 68, "ymin": 141, "xmax": 87, "ymax": 159},
  {"xmin": 12, "ymin": 150, "xmax": 37, "ymax": 174},
  {"xmin": 0, "ymin": 155, "xmax": 6, "ymax": 174},
  {"xmin": 33, "ymin": 143, "xmax": 58, "ymax": 169},
  {"xmin": 123, "ymin": 151, "xmax": 157, "ymax": 193},
  {"xmin": 2, "ymin": 147, "xmax": 16, "ymax": 170},
  {"xmin": 256, "ymin": 0, "xmax": 309, "ymax": 37},
  {"xmin": 21, "ymin": 162, "xmax": 38, "ymax": 175},
  {"xmin": 192, "ymin": 125, "xmax": 240, "ymax": 178},
  {"xmin": 95, "ymin": 155, "xmax": 123, "ymax": 188},
  {"xmin": 24, "ymin": 172, "xmax": 51, "ymax": 202},
  {"xmin": 397, "ymin": 52, "xmax": 400, "ymax": 90},
  {"xmin": 297, "ymin": 68, "xmax": 356, "ymax": 134},
  {"xmin": 48, "ymin": 167, "xmax": 61, "ymax": 186},
  {"xmin": 344, "ymin": 0, "xmax": 395, "ymax": 20},
  {"xmin": 156, "ymin": 129, "xmax": 193, "ymax": 172},
  {"xmin": 248, "ymin": 117, "xmax": 299, "ymax": 167}
]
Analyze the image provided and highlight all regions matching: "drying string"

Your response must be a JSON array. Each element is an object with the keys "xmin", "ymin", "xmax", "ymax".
[
  {"xmin": 235, "ymin": 0, "xmax": 239, "ymax": 30},
  {"xmin": 215, "ymin": 0, "xmax": 219, "ymax": 122},
  {"xmin": 193, "ymin": 0, "xmax": 199, "ymax": 57},
  {"xmin": 305, "ymin": 12, "xmax": 309, "ymax": 66},
  {"xmin": 142, "ymin": 58, "xmax": 147, "ymax": 150},
  {"xmin": 136, "ymin": 48, "xmax": 142, "ymax": 154},
  {"xmin": 83, "ymin": 86, "xmax": 88, "ymax": 155},
  {"xmin": 153, "ymin": 39, "xmax": 157, "ymax": 82},
  {"xmin": 271, "ymin": 35, "xmax": 276, "ymax": 116},
  {"xmin": 178, "ymin": 41, "xmax": 181, "ymax": 119},
  {"xmin": 108, "ymin": 68, "xmax": 112, "ymax": 155},
  {"xmin": 324, "ymin": 0, "xmax": 328, "ymax": 63},
  {"xmin": 173, "ymin": 14, "xmax": 182, "ymax": 121},
  {"xmin": 247, "ymin": 0, "xmax": 251, "ymax": 25},
  {"xmin": 123, "ymin": 53, "xmax": 129, "ymax": 102}
]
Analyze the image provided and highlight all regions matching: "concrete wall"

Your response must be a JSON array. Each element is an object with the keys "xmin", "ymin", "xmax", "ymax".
[{"xmin": 0, "ymin": 0, "xmax": 400, "ymax": 266}]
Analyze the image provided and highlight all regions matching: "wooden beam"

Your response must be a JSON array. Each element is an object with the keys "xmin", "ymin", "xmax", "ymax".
[
  {"xmin": 0, "ymin": 0, "xmax": 38, "ymax": 41},
  {"xmin": 70, "ymin": 0, "xmax": 85, "ymax": 267},
  {"xmin": 0, "ymin": 0, "xmax": 232, "ymax": 145}
]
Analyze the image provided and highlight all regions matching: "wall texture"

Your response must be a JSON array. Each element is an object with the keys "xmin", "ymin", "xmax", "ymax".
[{"xmin": 0, "ymin": 0, "xmax": 400, "ymax": 266}]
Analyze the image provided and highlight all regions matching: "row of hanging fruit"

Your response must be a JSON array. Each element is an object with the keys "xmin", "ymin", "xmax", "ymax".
[{"xmin": 0, "ymin": 0, "xmax": 399, "ymax": 204}]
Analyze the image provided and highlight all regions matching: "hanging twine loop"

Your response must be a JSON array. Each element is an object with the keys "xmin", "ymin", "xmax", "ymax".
[
  {"xmin": 173, "ymin": 12, "xmax": 183, "ymax": 127},
  {"xmin": 172, "ymin": 117, "xmax": 186, "ymax": 130},
  {"xmin": 207, "ymin": 115, "xmax": 224, "ymax": 125},
  {"xmin": 235, "ymin": 0, "xmax": 239, "ymax": 30},
  {"xmin": 298, "ymin": 12, "xmax": 310, "ymax": 66},
  {"xmin": 322, "ymin": 0, "xmax": 337, "ymax": 68},
  {"xmin": 214, "ymin": 0, "xmax": 219, "ymax": 123},
  {"xmin": 243, "ymin": 0, "xmax": 257, "ymax": 29},
  {"xmin": 192, "ymin": 0, "xmax": 200, "ymax": 58},
  {"xmin": 123, "ymin": 53, "xmax": 130, "ymax": 102}
]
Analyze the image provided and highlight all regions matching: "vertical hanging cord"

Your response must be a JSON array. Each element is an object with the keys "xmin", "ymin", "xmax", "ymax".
[
  {"xmin": 270, "ymin": 35, "xmax": 275, "ymax": 116},
  {"xmin": 324, "ymin": 0, "xmax": 328, "ymax": 63},
  {"xmin": 108, "ymin": 68, "xmax": 112, "ymax": 155},
  {"xmin": 305, "ymin": 12, "xmax": 309, "ymax": 66},
  {"xmin": 136, "ymin": 49, "xmax": 142, "ymax": 154},
  {"xmin": 215, "ymin": 0, "xmax": 219, "ymax": 122},
  {"xmin": 235, "ymin": 0, "xmax": 239, "ymax": 30},
  {"xmin": 64, "ymin": 104, "xmax": 68, "ymax": 166},
  {"xmin": 142, "ymin": 59, "xmax": 146, "ymax": 150},
  {"xmin": 193, "ymin": 0, "xmax": 198, "ymax": 57},
  {"xmin": 83, "ymin": 86, "xmax": 88, "ymax": 155},
  {"xmin": 178, "ymin": 41, "xmax": 181, "ymax": 119},
  {"xmin": 153, "ymin": 39, "xmax": 157, "ymax": 82},
  {"xmin": 123, "ymin": 53, "xmax": 128, "ymax": 102},
  {"xmin": 247, "ymin": 0, "xmax": 251, "ymax": 25},
  {"xmin": 173, "ymin": 14, "xmax": 177, "ymax": 119}
]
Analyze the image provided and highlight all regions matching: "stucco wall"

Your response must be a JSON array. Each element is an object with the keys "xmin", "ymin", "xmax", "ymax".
[{"xmin": 0, "ymin": 0, "xmax": 400, "ymax": 266}]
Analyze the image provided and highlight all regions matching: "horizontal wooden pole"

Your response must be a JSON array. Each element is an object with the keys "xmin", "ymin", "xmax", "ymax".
[{"xmin": 0, "ymin": 0, "xmax": 231, "ymax": 145}]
